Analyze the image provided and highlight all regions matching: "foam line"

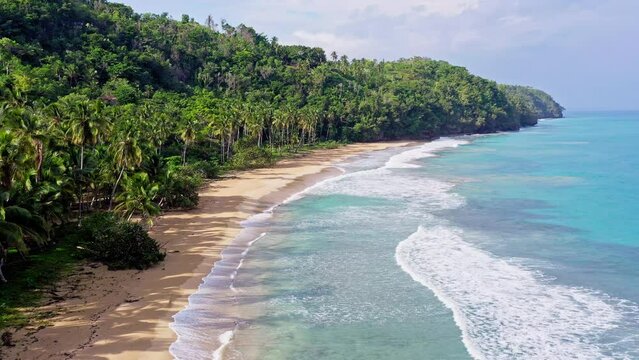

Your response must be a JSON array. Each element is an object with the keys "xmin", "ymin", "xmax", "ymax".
[
  {"xmin": 212, "ymin": 330, "xmax": 234, "ymax": 360},
  {"xmin": 396, "ymin": 226, "xmax": 630, "ymax": 359}
]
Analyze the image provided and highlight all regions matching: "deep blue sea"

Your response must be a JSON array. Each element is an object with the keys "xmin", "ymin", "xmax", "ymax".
[{"xmin": 171, "ymin": 111, "xmax": 639, "ymax": 359}]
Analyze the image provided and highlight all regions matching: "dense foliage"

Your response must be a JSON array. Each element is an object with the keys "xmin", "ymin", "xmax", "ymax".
[
  {"xmin": 500, "ymin": 85, "xmax": 565, "ymax": 126},
  {"xmin": 0, "ymin": 0, "xmax": 562, "ymax": 279},
  {"xmin": 79, "ymin": 212, "xmax": 164, "ymax": 270}
]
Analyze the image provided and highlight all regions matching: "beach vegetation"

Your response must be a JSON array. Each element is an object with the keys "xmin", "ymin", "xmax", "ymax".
[{"xmin": 78, "ymin": 212, "xmax": 165, "ymax": 270}]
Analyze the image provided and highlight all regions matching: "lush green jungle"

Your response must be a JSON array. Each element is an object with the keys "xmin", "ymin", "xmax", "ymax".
[{"xmin": 0, "ymin": 0, "xmax": 563, "ymax": 320}]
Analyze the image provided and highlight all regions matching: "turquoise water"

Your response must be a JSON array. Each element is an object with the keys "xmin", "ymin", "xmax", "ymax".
[{"xmin": 171, "ymin": 112, "xmax": 639, "ymax": 359}]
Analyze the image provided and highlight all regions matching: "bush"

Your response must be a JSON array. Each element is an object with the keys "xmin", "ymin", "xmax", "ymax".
[
  {"xmin": 185, "ymin": 160, "xmax": 219, "ymax": 179},
  {"xmin": 228, "ymin": 142, "xmax": 275, "ymax": 170},
  {"xmin": 79, "ymin": 213, "xmax": 165, "ymax": 270},
  {"xmin": 158, "ymin": 164, "xmax": 204, "ymax": 210},
  {"xmin": 311, "ymin": 140, "xmax": 342, "ymax": 149}
]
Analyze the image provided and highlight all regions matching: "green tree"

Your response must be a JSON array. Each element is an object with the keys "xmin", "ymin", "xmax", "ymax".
[
  {"xmin": 61, "ymin": 95, "xmax": 110, "ymax": 221},
  {"xmin": 179, "ymin": 118, "xmax": 199, "ymax": 165},
  {"xmin": 108, "ymin": 130, "xmax": 143, "ymax": 210},
  {"xmin": 114, "ymin": 172, "xmax": 160, "ymax": 225}
]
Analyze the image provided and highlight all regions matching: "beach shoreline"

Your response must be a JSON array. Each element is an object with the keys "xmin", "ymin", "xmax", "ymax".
[{"xmin": 2, "ymin": 141, "xmax": 414, "ymax": 360}]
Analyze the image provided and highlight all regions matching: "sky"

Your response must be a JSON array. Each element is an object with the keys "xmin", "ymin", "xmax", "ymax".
[{"xmin": 119, "ymin": 0, "xmax": 639, "ymax": 111}]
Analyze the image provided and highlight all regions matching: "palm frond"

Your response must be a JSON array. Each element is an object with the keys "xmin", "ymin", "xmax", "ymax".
[{"xmin": 0, "ymin": 221, "xmax": 28, "ymax": 255}]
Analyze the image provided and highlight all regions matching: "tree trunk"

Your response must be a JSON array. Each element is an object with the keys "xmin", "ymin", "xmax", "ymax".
[
  {"xmin": 78, "ymin": 145, "xmax": 84, "ymax": 224},
  {"xmin": 0, "ymin": 258, "xmax": 7, "ymax": 283},
  {"xmin": 35, "ymin": 140, "xmax": 44, "ymax": 183},
  {"xmin": 80, "ymin": 145, "xmax": 84, "ymax": 171},
  {"xmin": 220, "ymin": 138, "xmax": 225, "ymax": 162},
  {"xmin": 108, "ymin": 166, "xmax": 125, "ymax": 211},
  {"xmin": 182, "ymin": 143, "xmax": 188, "ymax": 165}
]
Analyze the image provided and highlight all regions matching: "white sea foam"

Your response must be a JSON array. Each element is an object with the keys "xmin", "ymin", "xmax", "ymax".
[
  {"xmin": 396, "ymin": 226, "xmax": 631, "ymax": 360},
  {"xmin": 230, "ymin": 233, "xmax": 267, "ymax": 293},
  {"xmin": 385, "ymin": 138, "xmax": 468, "ymax": 169},
  {"xmin": 212, "ymin": 331, "xmax": 234, "ymax": 360},
  {"xmin": 169, "ymin": 227, "xmax": 269, "ymax": 359},
  {"xmin": 311, "ymin": 168, "xmax": 465, "ymax": 210},
  {"xmin": 301, "ymin": 139, "xmax": 470, "ymax": 209},
  {"xmin": 287, "ymin": 138, "xmax": 469, "ymax": 205}
]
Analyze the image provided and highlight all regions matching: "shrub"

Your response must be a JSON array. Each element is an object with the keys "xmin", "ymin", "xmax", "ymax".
[
  {"xmin": 157, "ymin": 165, "xmax": 203, "ymax": 210},
  {"xmin": 78, "ymin": 213, "xmax": 165, "ymax": 270},
  {"xmin": 185, "ymin": 160, "xmax": 219, "ymax": 179},
  {"xmin": 311, "ymin": 140, "xmax": 342, "ymax": 149},
  {"xmin": 228, "ymin": 142, "xmax": 275, "ymax": 170}
]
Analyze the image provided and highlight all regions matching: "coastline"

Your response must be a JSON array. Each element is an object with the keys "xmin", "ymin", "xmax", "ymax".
[{"xmin": 2, "ymin": 141, "xmax": 413, "ymax": 360}]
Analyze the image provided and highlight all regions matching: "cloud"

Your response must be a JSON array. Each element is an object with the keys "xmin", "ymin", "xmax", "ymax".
[
  {"xmin": 290, "ymin": 31, "xmax": 369, "ymax": 55},
  {"xmin": 413, "ymin": 0, "xmax": 480, "ymax": 17},
  {"xmin": 262, "ymin": 0, "xmax": 480, "ymax": 18},
  {"xmin": 213, "ymin": 0, "xmax": 604, "ymax": 60}
]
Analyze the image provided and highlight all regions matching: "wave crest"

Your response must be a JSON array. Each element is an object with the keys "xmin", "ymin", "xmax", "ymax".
[{"xmin": 396, "ymin": 226, "xmax": 635, "ymax": 359}]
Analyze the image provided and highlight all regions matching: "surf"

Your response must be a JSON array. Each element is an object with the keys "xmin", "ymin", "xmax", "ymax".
[{"xmin": 396, "ymin": 225, "xmax": 632, "ymax": 359}]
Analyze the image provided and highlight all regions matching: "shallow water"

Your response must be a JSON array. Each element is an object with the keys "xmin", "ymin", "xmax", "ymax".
[{"xmin": 171, "ymin": 111, "xmax": 639, "ymax": 359}]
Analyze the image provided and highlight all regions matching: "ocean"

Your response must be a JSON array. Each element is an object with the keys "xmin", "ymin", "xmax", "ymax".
[{"xmin": 170, "ymin": 111, "xmax": 639, "ymax": 359}]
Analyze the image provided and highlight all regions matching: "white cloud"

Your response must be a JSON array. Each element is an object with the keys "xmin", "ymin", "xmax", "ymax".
[
  {"xmin": 290, "ymin": 31, "xmax": 369, "ymax": 55},
  {"xmin": 265, "ymin": 0, "xmax": 480, "ymax": 18},
  {"xmin": 498, "ymin": 15, "xmax": 533, "ymax": 27},
  {"xmin": 229, "ymin": 0, "xmax": 606, "ymax": 60},
  {"xmin": 414, "ymin": 0, "xmax": 480, "ymax": 17}
]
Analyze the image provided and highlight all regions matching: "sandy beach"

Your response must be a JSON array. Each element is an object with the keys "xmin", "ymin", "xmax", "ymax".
[{"xmin": 2, "ymin": 141, "xmax": 412, "ymax": 360}]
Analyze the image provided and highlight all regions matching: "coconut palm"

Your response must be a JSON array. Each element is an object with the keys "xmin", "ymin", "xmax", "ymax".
[
  {"xmin": 0, "ymin": 204, "xmax": 50, "ymax": 282},
  {"xmin": 0, "ymin": 130, "xmax": 33, "ymax": 191},
  {"xmin": 108, "ymin": 130, "xmax": 143, "ymax": 210},
  {"xmin": 2, "ymin": 105, "xmax": 51, "ymax": 182},
  {"xmin": 63, "ymin": 97, "xmax": 109, "ymax": 171},
  {"xmin": 114, "ymin": 172, "xmax": 160, "ymax": 225},
  {"xmin": 61, "ymin": 96, "xmax": 110, "ymax": 220},
  {"xmin": 205, "ymin": 114, "xmax": 226, "ymax": 161},
  {"xmin": 179, "ymin": 118, "xmax": 199, "ymax": 165}
]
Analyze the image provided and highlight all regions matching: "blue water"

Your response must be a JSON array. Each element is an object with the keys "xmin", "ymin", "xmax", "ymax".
[{"xmin": 171, "ymin": 112, "xmax": 639, "ymax": 359}]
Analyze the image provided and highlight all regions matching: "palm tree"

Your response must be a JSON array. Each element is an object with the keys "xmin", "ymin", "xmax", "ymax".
[
  {"xmin": 205, "ymin": 114, "xmax": 226, "ymax": 161},
  {"xmin": 3, "ymin": 105, "xmax": 50, "ymax": 182},
  {"xmin": 108, "ymin": 131, "xmax": 143, "ymax": 210},
  {"xmin": 180, "ymin": 119, "xmax": 198, "ymax": 165},
  {"xmin": 114, "ymin": 172, "xmax": 160, "ymax": 226},
  {"xmin": 0, "ymin": 204, "xmax": 50, "ymax": 282},
  {"xmin": 242, "ymin": 103, "xmax": 266, "ymax": 147},
  {"xmin": 147, "ymin": 111, "xmax": 171, "ymax": 155},
  {"xmin": 61, "ymin": 96, "xmax": 110, "ymax": 221},
  {"xmin": 272, "ymin": 109, "xmax": 287, "ymax": 150},
  {"xmin": 30, "ymin": 151, "xmax": 74, "ymax": 223},
  {"xmin": 64, "ymin": 98, "xmax": 108, "ymax": 171},
  {"xmin": 0, "ymin": 130, "xmax": 33, "ymax": 191}
]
